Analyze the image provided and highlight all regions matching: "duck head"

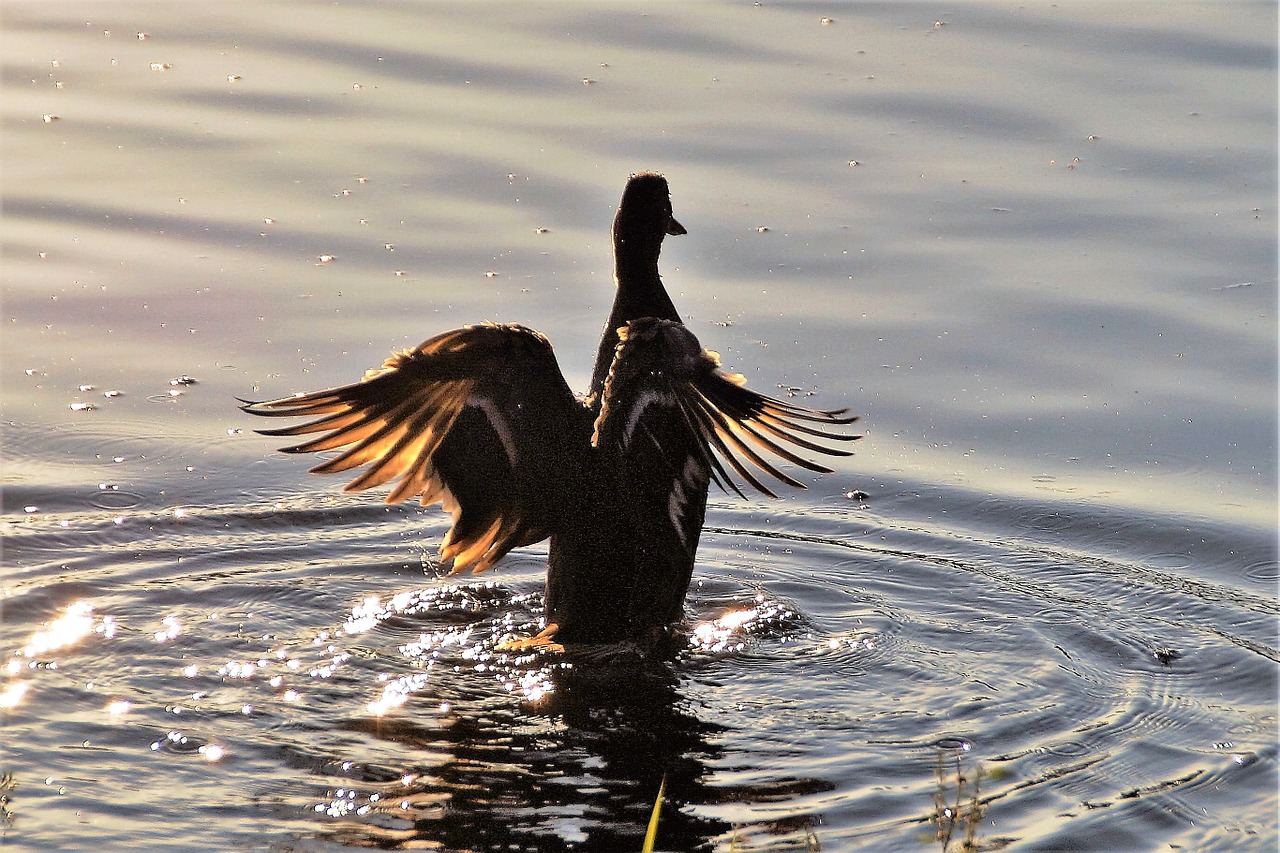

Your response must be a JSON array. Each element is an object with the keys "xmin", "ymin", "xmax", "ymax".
[{"xmin": 612, "ymin": 172, "xmax": 686, "ymax": 256}]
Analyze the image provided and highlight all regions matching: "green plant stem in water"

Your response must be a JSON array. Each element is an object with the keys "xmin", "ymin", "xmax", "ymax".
[{"xmin": 642, "ymin": 774, "xmax": 666, "ymax": 853}]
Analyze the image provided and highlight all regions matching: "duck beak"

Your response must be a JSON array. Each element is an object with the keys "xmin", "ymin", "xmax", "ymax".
[{"xmin": 667, "ymin": 216, "xmax": 687, "ymax": 236}]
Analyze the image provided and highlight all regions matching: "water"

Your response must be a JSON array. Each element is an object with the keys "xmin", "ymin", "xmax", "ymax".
[{"xmin": 2, "ymin": 3, "xmax": 1276, "ymax": 850}]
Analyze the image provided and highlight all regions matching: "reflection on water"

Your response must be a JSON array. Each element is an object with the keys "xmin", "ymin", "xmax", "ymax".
[
  {"xmin": 2, "ymin": 1, "xmax": 1276, "ymax": 851},
  {"xmin": 2, "ymin": 487, "xmax": 1274, "ymax": 849}
]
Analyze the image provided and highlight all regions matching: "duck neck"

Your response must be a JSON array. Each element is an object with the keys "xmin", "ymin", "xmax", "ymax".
[
  {"xmin": 613, "ymin": 239, "xmax": 662, "ymax": 285},
  {"xmin": 588, "ymin": 243, "xmax": 680, "ymax": 405}
]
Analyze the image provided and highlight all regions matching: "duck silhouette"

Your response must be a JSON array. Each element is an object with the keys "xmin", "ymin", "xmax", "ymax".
[{"xmin": 242, "ymin": 173, "xmax": 859, "ymax": 648}]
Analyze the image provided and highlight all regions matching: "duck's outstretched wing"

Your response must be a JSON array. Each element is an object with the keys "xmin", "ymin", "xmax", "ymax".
[
  {"xmin": 593, "ymin": 318, "xmax": 859, "ymax": 503},
  {"xmin": 241, "ymin": 323, "xmax": 586, "ymax": 573}
]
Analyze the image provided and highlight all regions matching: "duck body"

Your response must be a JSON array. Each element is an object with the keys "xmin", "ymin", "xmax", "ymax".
[{"xmin": 243, "ymin": 173, "xmax": 857, "ymax": 648}]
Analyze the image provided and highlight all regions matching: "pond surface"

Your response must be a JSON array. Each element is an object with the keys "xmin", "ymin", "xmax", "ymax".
[{"xmin": 2, "ymin": 3, "xmax": 1276, "ymax": 851}]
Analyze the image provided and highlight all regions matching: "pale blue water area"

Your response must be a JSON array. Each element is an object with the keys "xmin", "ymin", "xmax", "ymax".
[{"xmin": 2, "ymin": 3, "xmax": 1276, "ymax": 851}]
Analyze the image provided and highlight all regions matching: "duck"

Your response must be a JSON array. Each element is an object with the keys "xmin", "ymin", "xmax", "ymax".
[{"xmin": 242, "ymin": 173, "xmax": 859, "ymax": 648}]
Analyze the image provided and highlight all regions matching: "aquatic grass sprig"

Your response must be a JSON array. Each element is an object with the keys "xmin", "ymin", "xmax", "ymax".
[{"xmin": 932, "ymin": 751, "xmax": 984, "ymax": 852}]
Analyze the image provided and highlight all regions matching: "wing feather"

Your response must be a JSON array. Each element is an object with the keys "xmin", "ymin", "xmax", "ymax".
[
  {"xmin": 242, "ymin": 323, "xmax": 585, "ymax": 573},
  {"xmin": 595, "ymin": 318, "xmax": 859, "ymax": 499}
]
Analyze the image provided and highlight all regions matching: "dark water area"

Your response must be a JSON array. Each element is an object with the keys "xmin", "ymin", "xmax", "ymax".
[{"xmin": 2, "ymin": 3, "xmax": 1276, "ymax": 851}]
